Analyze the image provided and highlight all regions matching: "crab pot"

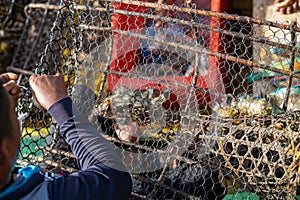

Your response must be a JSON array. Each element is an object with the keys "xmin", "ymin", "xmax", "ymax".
[
  {"xmin": 209, "ymin": 112, "xmax": 300, "ymax": 199},
  {"xmin": 8, "ymin": 0, "xmax": 300, "ymax": 199}
]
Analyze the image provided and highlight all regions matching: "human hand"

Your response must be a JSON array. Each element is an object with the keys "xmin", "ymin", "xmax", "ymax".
[
  {"xmin": 29, "ymin": 74, "xmax": 68, "ymax": 110},
  {"xmin": 154, "ymin": 0, "xmax": 170, "ymax": 28},
  {"xmin": 154, "ymin": 19, "xmax": 164, "ymax": 28},
  {"xmin": 154, "ymin": 10, "xmax": 166, "ymax": 28},
  {"xmin": 273, "ymin": 0, "xmax": 300, "ymax": 14},
  {"xmin": 0, "ymin": 72, "xmax": 20, "ymax": 107}
]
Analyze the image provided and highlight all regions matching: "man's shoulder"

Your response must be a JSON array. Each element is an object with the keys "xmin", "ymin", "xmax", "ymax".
[{"xmin": 0, "ymin": 165, "xmax": 45, "ymax": 200}]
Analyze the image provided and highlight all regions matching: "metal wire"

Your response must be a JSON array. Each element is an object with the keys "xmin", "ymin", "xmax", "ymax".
[{"xmin": 3, "ymin": 0, "xmax": 300, "ymax": 199}]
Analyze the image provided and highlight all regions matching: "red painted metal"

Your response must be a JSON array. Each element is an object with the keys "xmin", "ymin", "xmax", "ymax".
[
  {"xmin": 208, "ymin": 0, "xmax": 233, "ymax": 94},
  {"xmin": 107, "ymin": 0, "xmax": 236, "ymax": 110}
]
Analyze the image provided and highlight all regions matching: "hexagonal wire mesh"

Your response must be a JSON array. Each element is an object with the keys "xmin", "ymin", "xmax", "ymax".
[
  {"xmin": 0, "ymin": 0, "xmax": 31, "ymax": 70},
  {"xmin": 2, "ymin": 0, "xmax": 300, "ymax": 199}
]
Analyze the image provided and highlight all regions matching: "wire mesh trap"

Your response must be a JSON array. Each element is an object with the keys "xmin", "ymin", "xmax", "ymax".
[{"xmin": 3, "ymin": 0, "xmax": 300, "ymax": 199}]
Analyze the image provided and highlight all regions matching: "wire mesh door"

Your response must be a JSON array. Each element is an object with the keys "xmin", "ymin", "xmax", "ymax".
[{"xmin": 3, "ymin": 0, "xmax": 300, "ymax": 199}]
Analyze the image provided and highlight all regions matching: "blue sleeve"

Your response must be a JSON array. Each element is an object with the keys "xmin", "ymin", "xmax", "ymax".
[{"xmin": 44, "ymin": 97, "xmax": 132, "ymax": 200}]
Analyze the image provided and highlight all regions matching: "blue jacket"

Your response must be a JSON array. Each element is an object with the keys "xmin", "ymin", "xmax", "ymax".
[{"xmin": 0, "ymin": 97, "xmax": 132, "ymax": 200}]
